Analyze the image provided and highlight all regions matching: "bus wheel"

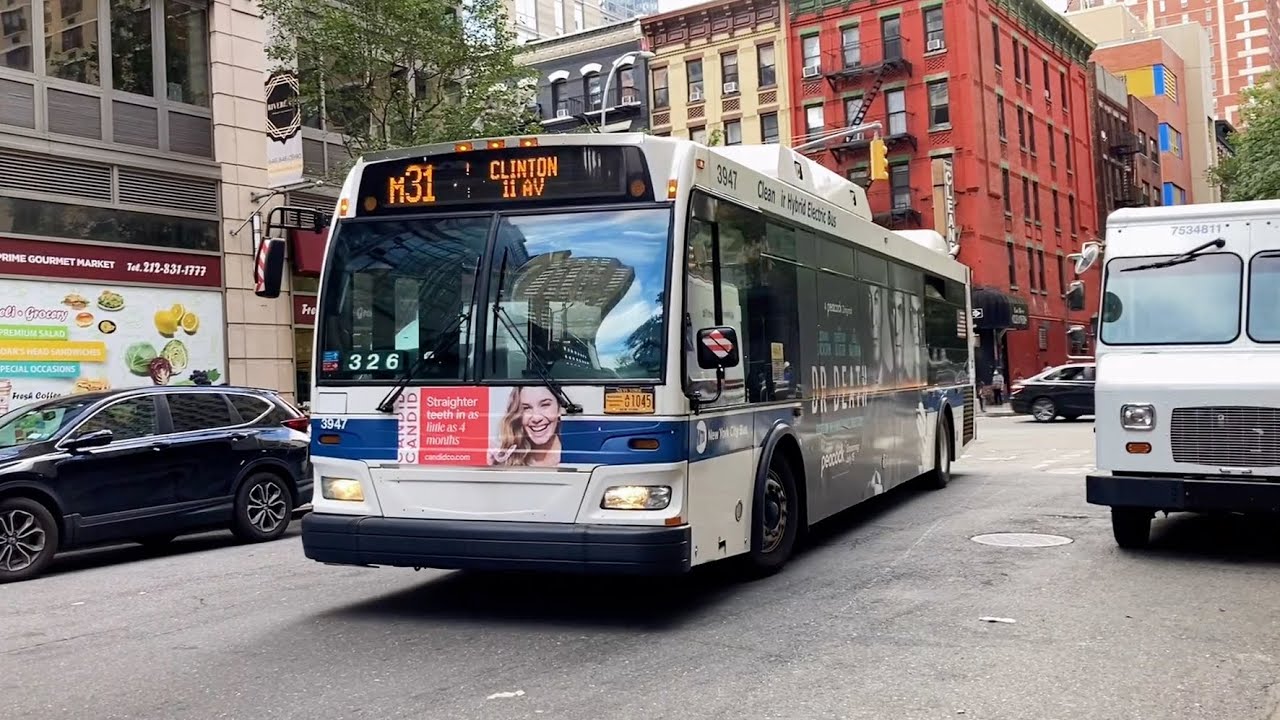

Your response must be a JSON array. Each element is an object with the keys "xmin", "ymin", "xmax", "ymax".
[
  {"xmin": 1111, "ymin": 508, "xmax": 1152, "ymax": 549},
  {"xmin": 924, "ymin": 419, "xmax": 952, "ymax": 490},
  {"xmin": 747, "ymin": 458, "xmax": 800, "ymax": 575}
]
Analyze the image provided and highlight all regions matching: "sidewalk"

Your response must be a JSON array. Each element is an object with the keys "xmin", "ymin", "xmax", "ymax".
[{"xmin": 980, "ymin": 404, "xmax": 1018, "ymax": 417}]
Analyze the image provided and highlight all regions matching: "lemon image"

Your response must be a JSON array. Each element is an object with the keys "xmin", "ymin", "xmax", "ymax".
[
  {"xmin": 181, "ymin": 311, "xmax": 199, "ymax": 334},
  {"xmin": 170, "ymin": 303, "xmax": 186, "ymax": 320},
  {"xmin": 154, "ymin": 309, "xmax": 179, "ymax": 336}
]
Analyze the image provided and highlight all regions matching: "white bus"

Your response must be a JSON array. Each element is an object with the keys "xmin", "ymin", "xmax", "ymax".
[
  {"xmin": 254, "ymin": 133, "xmax": 976, "ymax": 576},
  {"xmin": 1084, "ymin": 199, "xmax": 1280, "ymax": 548}
]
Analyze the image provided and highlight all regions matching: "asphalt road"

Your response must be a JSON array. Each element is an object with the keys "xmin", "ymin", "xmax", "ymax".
[{"xmin": 4, "ymin": 416, "xmax": 1280, "ymax": 720}]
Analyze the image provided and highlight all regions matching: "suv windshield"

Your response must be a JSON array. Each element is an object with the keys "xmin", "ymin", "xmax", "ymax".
[
  {"xmin": 0, "ymin": 396, "xmax": 97, "ymax": 448},
  {"xmin": 318, "ymin": 207, "xmax": 671, "ymax": 384},
  {"xmin": 1101, "ymin": 252, "xmax": 1242, "ymax": 346}
]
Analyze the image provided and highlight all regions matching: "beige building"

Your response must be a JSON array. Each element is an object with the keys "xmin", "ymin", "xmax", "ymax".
[
  {"xmin": 642, "ymin": 0, "xmax": 792, "ymax": 146},
  {"xmin": 508, "ymin": 0, "xmax": 629, "ymax": 42}
]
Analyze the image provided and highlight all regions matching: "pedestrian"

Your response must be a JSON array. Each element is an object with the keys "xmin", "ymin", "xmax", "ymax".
[{"xmin": 992, "ymin": 368, "xmax": 1005, "ymax": 405}]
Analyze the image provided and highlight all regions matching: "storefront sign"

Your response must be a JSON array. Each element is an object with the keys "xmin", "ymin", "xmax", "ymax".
[
  {"xmin": 294, "ymin": 293, "xmax": 318, "ymax": 327},
  {"xmin": 0, "ymin": 278, "xmax": 227, "ymax": 407},
  {"xmin": 931, "ymin": 158, "xmax": 958, "ymax": 257},
  {"xmin": 265, "ymin": 70, "xmax": 304, "ymax": 188},
  {"xmin": 0, "ymin": 237, "xmax": 222, "ymax": 288}
]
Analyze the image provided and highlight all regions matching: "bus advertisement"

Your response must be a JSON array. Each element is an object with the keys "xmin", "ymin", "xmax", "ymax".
[{"xmin": 254, "ymin": 133, "xmax": 976, "ymax": 576}]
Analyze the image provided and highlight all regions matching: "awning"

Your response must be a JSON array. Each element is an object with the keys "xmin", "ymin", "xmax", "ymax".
[
  {"xmin": 290, "ymin": 228, "xmax": 327, "ymax": 276},
  {"xmin": 971, "ymin": 286, "xmax": 1029, "ymax": 331}
]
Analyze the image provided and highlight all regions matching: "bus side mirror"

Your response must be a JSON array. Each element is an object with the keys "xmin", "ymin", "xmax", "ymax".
[
  {"xmin": 254, "ymin": 238, "xmax": 287, "ymax": 299},
  {"xmin": 696, "ymin": 327, "xmax": 740, "ymax": 370},
  {"xmin": 1065, "ymin": 280, "xmax": 1086, "ymax": 311}
]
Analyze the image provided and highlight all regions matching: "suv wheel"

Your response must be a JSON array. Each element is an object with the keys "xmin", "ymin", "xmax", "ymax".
[
  {"xmin": 0, "ymin": 497, "xmax": 59, "ymax": 584},
  {"xmin": 232, "ymin": 473, "xmax": 294, "ymax": 542}
]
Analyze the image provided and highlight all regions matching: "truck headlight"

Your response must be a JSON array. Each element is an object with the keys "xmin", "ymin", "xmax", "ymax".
[
  {"xmin": 1121, "ymin": 403, "xmax": 1155, "ymax": 431},
  {"xmin": 601, "ymin": 485, "xmax": 672, "ymax": 510},
  {"xmin": 321, "ymin": 477, "xmax": 364, "ymax": 502}
]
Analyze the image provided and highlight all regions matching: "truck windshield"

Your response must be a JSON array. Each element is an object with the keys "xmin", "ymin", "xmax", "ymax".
[
  {"xmin": 1249, "ymin": 252, "xmax": 1280, "ymax": 342},
  {"xmin": 317, "ymin": 207, "xmax": 670, "ymax": 384},
  {"xmin": 1101, "ymin": 252, "xmax": 1242, "ymax": 346}
]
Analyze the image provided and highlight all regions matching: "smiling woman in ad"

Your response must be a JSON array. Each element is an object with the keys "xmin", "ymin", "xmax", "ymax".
[{"xmin": 489, "ymin": 386, "xmax": 564, "ymax": 467}]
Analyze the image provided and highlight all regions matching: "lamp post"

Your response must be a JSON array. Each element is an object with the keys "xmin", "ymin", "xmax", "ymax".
[{"xmin": 599, "ymin": 50, "xmax": 656, "ymax": 130}]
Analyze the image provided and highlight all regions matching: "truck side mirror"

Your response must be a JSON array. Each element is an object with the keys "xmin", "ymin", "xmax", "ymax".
[
  {"xmin": 696, "ymin": 327, "xmax": 740, "ymax": 370},
  {"xmin": 1065, "ymin": 280, "xmax": 1086, "ymax": 312},
  {"xmin": 254, "ymin": 238, "xmax": 287, "ymax": 299}
]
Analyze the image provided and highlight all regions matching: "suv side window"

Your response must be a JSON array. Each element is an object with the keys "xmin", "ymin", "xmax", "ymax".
[
  {"xmin": 1081, "ymin": 366, "xmax": 1096, "ymax": 381},
  {"xmin": 228, "ymin": 394, "xmax": 272, "ymax": 424},
  {"xmin": 1056, "ymin": 366, "xmax": 1084, "ymax": 381},
  {"xmin": 75, "ymin": 396, "xmax": 159, "ymax": 442},
  {"xmin": 168, "ymin": 393, "xmax": 237, "ymax": 433}
]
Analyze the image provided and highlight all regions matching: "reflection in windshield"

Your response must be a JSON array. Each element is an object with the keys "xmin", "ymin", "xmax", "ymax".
[
  {"xmin": 0, "ymin": 397, "xmax": 95, "ymax": 448},
  {"xmin": 1101, "ymin": 253, "xmax": 1242, "ymax": 345},
  {"xmin": 487, "ymin": 208, "xmax": 670, "ymax": 381},
  {"xmin": 1249, "ymin": 253, "xmax": 1280, "ymax": 342},
  {"xmin": 318, "ymin": 217, "xmax": 490, "ymax": 383}
]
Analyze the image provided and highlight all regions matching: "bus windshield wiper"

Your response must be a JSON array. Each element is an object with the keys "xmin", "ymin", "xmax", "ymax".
[
  {"xmin": 1121, "ymin": 237, "xmax": 1225, "ymax": 273},
  {"xmin": 490, "ymin": 247, "xmax": 583, "ymax": 415},
  {"xmin": 375, "ymin": 262, "xmax": 481, "ymax": 413}
]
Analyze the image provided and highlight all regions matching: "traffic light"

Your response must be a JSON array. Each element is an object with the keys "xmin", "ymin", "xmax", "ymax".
[{"xmin": 869, "ymin": 135, "xmax": 888, "ymax": 181}]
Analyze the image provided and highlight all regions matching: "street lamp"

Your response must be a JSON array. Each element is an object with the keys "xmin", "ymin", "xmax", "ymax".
[{"xmin": 599, "ymin": 50, "xmax": 656, "ymax": 130}]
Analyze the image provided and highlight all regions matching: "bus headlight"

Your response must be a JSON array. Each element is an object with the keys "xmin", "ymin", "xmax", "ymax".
[
  {"xmin": 321, "ymin": 477, "xmax": 365, "ymax": 502},
  {"xmin": 1121, "ymin": 404, "xmax": 1155, "ymax": 431},
  {"xmin": 602, "ymin": 485, "xmax": 672, "ymax": 510}
]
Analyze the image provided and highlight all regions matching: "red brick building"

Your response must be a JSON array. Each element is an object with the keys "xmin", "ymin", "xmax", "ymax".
[{"xmin": 786, "ymin": 0, "xmax": 1101, "ymax": 382}]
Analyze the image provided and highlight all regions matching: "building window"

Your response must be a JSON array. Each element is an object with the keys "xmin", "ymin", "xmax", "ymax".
[
  {"xmin": 886, "ymin": 88, "xmax": 906, "ymax": 135},
  {"xmin": 573, "ymin": 1, "xmax": 584, "ymax": 30},
  {"xmin": 1163, "ymin": 182, "xmax": 1187, "ymax": 205},
  {"xmin": 551, "ymin": 80, "xmax": 566, "ymax": 115},
  {"xmin": 1026, "ymin": 246, "xmax": 1036, "ymax": 290},
  {"xmin": 760, "ymin": 112, "xmax": 779, "ymax": 143},
  {"xmin": 1021, "ymin": 176, "xmax": 1031, "ymax": 219},
  {"xmin": 44, "ymin": 0, "xmax": 100, "ymax": 85},
  {"xmin": 997, "ymin": 96, "xmax": 1007, "ymax": 140},
  {"xmin": 165, "ymin": 0, "xmax": 210, "ymax": 106},
  {"xmin": 1068, "ymin": 193, "xmax": 1077, "ymax": 233},
  {"xmin": 1032, "ymin": 181, "xmax": 1041, "ymax": 223},
  {"xmin": 991, "ymin": 22, "xmax": 1001, "ymax": 66},
  {"xmin": 1052, "ymin": 189, "xmax": 1060, "ymax": 229},
  {"xmin": 923, "ymin": 6, "xmax": 944, "ymax": 49},
  {"xmin": 1021, "ymin": 44, "xmax": 1030, "ymax": 87},
  {"xmin": 758, "ymin": 43, "xmax": 776, "ymax": 87},
  {"xmin": 844, "ymin": 96, "xmax": 863, "ymax": 127},
  {"xmin": 802, "ymin": 35, "xmax": 820, "ymax": 72},
  {"xmin": 725, "ymin": 119, "xmax": 742, "ymax": 145},
  {"xmin": 1007, "ymin": 242, "xmax": 1018, "ymax": 287},
  {"xmin": 721, "ymin": 51, "xmax": 739, "ymax": 93},
  {"xmin": 1001, "ymin": 168, "xmax": 1011, "ymax": 215},
  {"xmin": 584, "ymin": 72, "xmax": 602, "ymax": 111},
  {"xmin": 618, "ymin": 65, "xmax": 637, "ymax": 104},
  {"xmin": 1016, "ymin": 107, "xmax": 1025, "ymax": 148},
  {"xmin": 1056, "ymin": 255, "xmax": 1066, "ymax": 293},
  {"xmin": 1048, "ymin": 126, "xmax": 1056, "ymax": 164},
  {"xmin": 1060, "ymin": 70, "xmax": 1068, "ymax": 109},
  {"xmin": 882, "ymin": 16, "xmax": 902, "ymax": 60},
  {"xmin": 805, "ymin": 104, "xmax": 824, "ymax": 139},
  {"xmin": 1043, "ymin": 60, "xmax": 1051, "ymax": 98},
  {"xmin": 1138, "ymin": 129, "xmax": 1148, "ymax": 155},
  {"xmin": 1159, "ymin": 123, "xmax": 1183, "ymax": 157},
  {"xmin": 841, "ymin": 26, "xmax": 860, "ymax": 68},
  {"xmin": 1027, "ymin": 114, "xmax": 1036, "ymax": 153},
  {"xmin": 1037, "ymin": 249, "xmax": 1047, "ymax": 290},
  {"xmin": 1064, "ymin": 131, "xmax": 1072, "ymax": 170},
  {"xmin": 515, "ymin": 0, "xmax": 537, "ymax": 30},
  {"xmin": 554, "ymin": 0, "xmax": 564, "ymax": 34},
  {"xmin": 1, "ymin": 2, "xmax": 33, "ymax": 72},
  {"xmin": 691, "ymin": 126, "xmax": 707, "ymax": 143},
  {"xmin": 926, "ymin": 79, "xmax": 949, "ymax": 127},
  {"xmin": 1012, "ymin": 36, "xmax": 1021, "ymax": 80},
  {"xmin": 652, "ymin": 66, "xmax": 669, "ymax": 109},
  {"xmin": 687, "ymin": 59, "xmax": 704, "ymax": 102},
  {"xmin": 889, "ymin": 163, "xmax": 910, "ymax": 209},
  {"xmin": 111, "ymin": 0, "xmax": 153, "ymax": 96}
]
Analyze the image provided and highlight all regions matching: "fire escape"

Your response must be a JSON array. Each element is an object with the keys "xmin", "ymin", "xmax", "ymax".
[
  {"xmin": 814, "ymin": 34, "xmax": 919, "ymax": 229},
  {"xmin": 1109, "ymin": 130, "xmax": 1144, "ymax": 209}
]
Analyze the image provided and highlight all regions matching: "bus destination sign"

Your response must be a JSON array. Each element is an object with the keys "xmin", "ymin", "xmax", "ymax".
[{"xmin": 357, "ymin": 145, "xmax": 653, "ymax": 214}]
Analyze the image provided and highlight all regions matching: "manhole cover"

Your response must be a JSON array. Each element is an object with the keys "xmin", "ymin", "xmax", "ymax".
[{"xmin": 971, "ymin": 532, "xmax": 1073, "ymax": 547}]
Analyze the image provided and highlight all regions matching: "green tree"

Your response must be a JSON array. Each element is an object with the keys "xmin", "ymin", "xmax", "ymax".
[
  {"xmin": 259, "ymin": 0, "xmax": 540, "ymax": 161},
  {"xmin": 1211, "ymin": 71, "xmax": 1280, "ymax": 201}
]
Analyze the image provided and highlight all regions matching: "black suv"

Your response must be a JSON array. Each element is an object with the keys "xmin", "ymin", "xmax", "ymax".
[{"xmin": 0, "ymin": 386, "xmax": 311, "ymax": 583}]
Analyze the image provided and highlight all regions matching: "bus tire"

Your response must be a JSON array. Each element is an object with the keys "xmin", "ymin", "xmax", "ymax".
[
  {"xmin": 924, "ymin": 418, "xmax": 952, "ymax": 490},
  {"xmin": 746, "ymin": 456, "xmax": 800, "ymax": 576}
]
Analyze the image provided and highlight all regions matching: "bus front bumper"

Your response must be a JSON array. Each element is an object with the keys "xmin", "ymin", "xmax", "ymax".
[
  {"xmin": 1087, "ymin": 473, "xmax": 1280, "ymax": 512},
  {"xmin": 301, "ymin": 513, "xmax": 692, "ymax": 575}
]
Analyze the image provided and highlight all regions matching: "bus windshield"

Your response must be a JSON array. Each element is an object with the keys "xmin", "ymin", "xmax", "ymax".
[
  {"xmin": 317, "ymin": 207, "xmax": 671, "ymax": 384},
  {"xmin": 1100, "ymin": 252, "xmax": 1242, "ymax": 346}
]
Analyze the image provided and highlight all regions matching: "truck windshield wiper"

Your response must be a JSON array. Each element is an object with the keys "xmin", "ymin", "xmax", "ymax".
[
  {"xmin": 1121, "ymin": 237, "xmax": 1225, "ymax": 273},
  {"xmin": 376, "ymin": 262, "xmax": 481, "ymax": 413},
  {"xmin": 490, "ymin": 247, "xmax": 583, "ymax": 415}
]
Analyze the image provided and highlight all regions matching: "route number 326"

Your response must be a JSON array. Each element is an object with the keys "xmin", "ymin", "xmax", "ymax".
[{"xmin": 345, "ymin": 351, "xmax": 402, "ymax": 371}]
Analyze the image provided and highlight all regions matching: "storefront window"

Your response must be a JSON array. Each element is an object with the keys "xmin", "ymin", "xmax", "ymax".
[
  {"xmin": 0, "ymin": 196, "xmax": 219, "ymax": 253},
  {"xmin": 44, "ymin": 0, "xmax": 100, "ymax": 85},
  {"xmin": 111, "ymin": 0, "xmax": 154, "ymax": 96},
  {"xmin": 164, "ymin": 0, "xmax": 209, "ymax": 106},
  {"xmin": 295, "ymin": 330, "xmax": 313, "ymax": 407}
]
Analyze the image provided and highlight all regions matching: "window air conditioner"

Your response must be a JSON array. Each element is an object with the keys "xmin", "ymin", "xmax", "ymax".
[
  {"xmin": 556, "ymin": 108, "xmax": 570, "ymax": 118},
  {"xmin": 690, "ymin": 89, "xmax": 704, "ymax": 102},
  {"xmin": 926, "ymin": 38, "xmax": 945, "ymax": 51},
  {"xmin": 802, "ymin": 64, "xmax": 821, "ymax": 78},
  {"xmin": 722, "ymin": 81, "xmax": 738, "ymax": 94}
]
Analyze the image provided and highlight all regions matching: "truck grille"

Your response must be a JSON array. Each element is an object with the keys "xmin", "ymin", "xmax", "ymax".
[{"xmin": 1170, "ymin": 406, "xmax": 1280, "ymax": 467}]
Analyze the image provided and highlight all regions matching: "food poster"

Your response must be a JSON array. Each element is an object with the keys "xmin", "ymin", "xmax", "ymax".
[
  {"xmin": 394, "ymin": 386, "xmax": 582, "ymax": 468},
  {"xmin": 0, "ymin": 279, "xmax": 226, "ymax": 411}
]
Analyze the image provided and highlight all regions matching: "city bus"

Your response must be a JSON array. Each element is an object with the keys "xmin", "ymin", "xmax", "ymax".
[
  {"xmin": 253, "ymin": 133, "xmax": 976, "ymax": 576},
  {"xmin": 1083, "ymin": 199, "xmax": 1280, "ymax": 548}
]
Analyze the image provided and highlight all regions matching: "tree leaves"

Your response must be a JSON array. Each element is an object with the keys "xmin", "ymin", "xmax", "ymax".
[
  {"xmin": 259, "ymin": 0, "xmax": 540, "ymax": 164},
  {"xmin": 1211, "ymin": 71, "xmax": 1280, "ymax": 202}
]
